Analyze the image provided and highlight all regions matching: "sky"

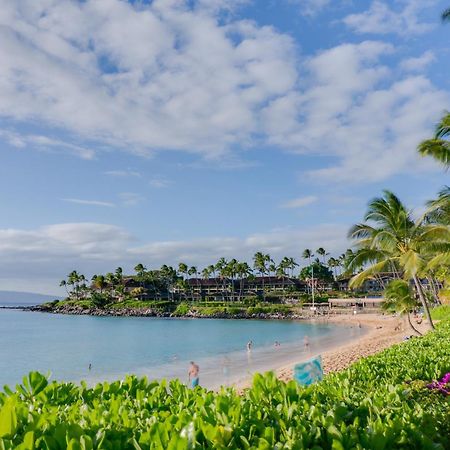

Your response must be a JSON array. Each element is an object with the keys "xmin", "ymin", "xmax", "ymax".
[{"xmin": 0, "ymin": 0, "xmax": 449, "ymax": 294}]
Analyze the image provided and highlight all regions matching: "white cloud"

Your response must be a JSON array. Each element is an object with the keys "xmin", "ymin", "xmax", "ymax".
[
  {"xmin": 0, "ymin": 129, "xmax": 95, "ymax": 159},
  {"xmin": 119, "ymin": 192, "xmax": 145, "ymax": 206},
  {"xmin": 288, "ymin": 0, "xmax": 331, "ymax": 17},
  {"xmin": 63, "ymin": 198, "xmax": 115, "ymax": 207},
  {"xmin": 400, "ymin": 51, "xmax": 435, "ymax": 72},
  {"xmin": 281, "ymin": 195, "xmax": 317, "ymax": 208},
  {"xmin": 0, "ymin": 222, "xmax": 348, "ymax": 293},
  {"xmin": 104, "ymin": 170, "xmax": 141, "ymax": 178},
  {"xmin": 343, "ymin": 0, "xmax": 436, "ymax": 36},
  {"xmin": 0, "ymin": 0, "xmax": 297, "ymax": 159},
  {"xmin": 262, "ymin": 41, "xmax": 448, "ymax": 182},
  {"xmin": 149, "ymin": 177, "xmax": 172, "ymax": 188}
]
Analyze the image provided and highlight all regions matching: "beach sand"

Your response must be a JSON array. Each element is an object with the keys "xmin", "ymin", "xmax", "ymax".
[{"xmin": 236, "ymin": 313, "xmax": 430, "ymax": 390}]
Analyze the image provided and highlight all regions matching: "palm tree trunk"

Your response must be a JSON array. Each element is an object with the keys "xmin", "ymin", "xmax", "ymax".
[
  {"xmin": 406, "ymin": 312, "xmax": 422, "ymax": 336},
  {"xmin": 412, "ymin": 275, "xmax": 434, "ymax": 329}
]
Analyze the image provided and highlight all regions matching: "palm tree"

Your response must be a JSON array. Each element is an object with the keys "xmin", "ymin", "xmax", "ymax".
[
  {"xmin": 286, "ymin": 257, "xmax": 298, "ymax": 277},
  {"xmin": 215, "ymin": 258, "xmax": 228, "ymax": 301},
  {"xmin": 316, "ymin": 248, "xmax": 329, "ymax": 264},
  {"xmin": 302, "ymin": 249, "xmax": 314, "ymax": 297},
  {"xmin": 425, "ymin": 186, "xmax": 450, "ymax": 226},
  {"xmin": 383, "ymin": 280, "xmax": 422, "ymax": 336},
  {"xmin": 134, "ymin": 264, "xmax": 146, "ymax": 288},
  {"xmin": 442, "ymin": 7, "xmax": 450, "ymax": 22},
  {"xmin": 253, "ymin": 252, "xmax": 270, "ymax": 301},
  {"xmin": 327, "ymin": 257, "xmax": 340, "ymax": 280},
  {"xmin": 417, "ymin": 112, "xmax": 450, "ymax": 167},
  {"xmin": 236, "ymin": 261, "xmax": 252, "ymax": 301},
  {"xmin": 188, "ymin": 266, "xmax": 199, "ymax": 300},
  {"xmin": 348, "ymin": 190, "xmax": 450, "ymax": 329},
  {"xmin": 92, "ymin": 274, "xmax": 107, "ymax": 294}
]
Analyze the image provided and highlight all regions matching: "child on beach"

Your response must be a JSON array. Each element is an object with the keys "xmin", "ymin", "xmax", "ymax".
[{"xmin": 188, "ymin": 361, "xmax": 200, "ymax": 388}]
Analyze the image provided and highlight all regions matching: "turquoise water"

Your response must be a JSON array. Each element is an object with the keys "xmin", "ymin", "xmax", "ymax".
[{"xmin": 0, "ymin": 309, "xmax": 363, "ymax": 389}]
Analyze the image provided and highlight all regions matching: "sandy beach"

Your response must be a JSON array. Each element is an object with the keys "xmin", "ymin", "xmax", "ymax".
[{"xmin": 236, "ymin": 313, "xmax": 430, "ymax": 390}]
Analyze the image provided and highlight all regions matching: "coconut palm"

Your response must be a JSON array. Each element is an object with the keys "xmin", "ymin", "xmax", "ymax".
[
  {"xmin": 425, "ymin": 186, "xmax": 450, "ymax": 226},
  {"xmin": 443, "ymin": 7, "xmax": 450, "ymax": 22},
  {"xmin": 382, "ymin": 280, "xmax": 422, "ymax": 336},
  {"xmin": 92, "ymin": 274, "xmax": 107, "ymax": 294},
  {"xmin": 236, "ymin": 261, "xmax": 252, "ymax": 300},
  {"xmin": 253, "ymin": 252, "xmax": 271, "ymax": 301},
  {"xmin": 417, "ymin": 112, "xmax": 450, "ymax": 167},
  {"xmin": 348, "ymin": 190, "xmax": 450, "ymax": 329},
  {"xmin": 316, "ymin": 248, "xmax": 329, "ymax": 263}
]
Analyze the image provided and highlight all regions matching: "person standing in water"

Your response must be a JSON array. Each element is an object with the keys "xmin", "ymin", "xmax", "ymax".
[
  {"xmin": 303, "ymin": 335, "xmax": 310, "ymax": 351},
  {"xmin": 247, "ymin": 340, "xmax": 253, "ymax": 352},
  {"xmin": 188, "ymin": 361, "xmax": 200, "ymax": 388}
]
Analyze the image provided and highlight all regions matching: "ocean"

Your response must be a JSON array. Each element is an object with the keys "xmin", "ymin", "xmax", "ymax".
[{"xmin": 0, "ymin": 308, "xmax": 363, "ymax": 389}]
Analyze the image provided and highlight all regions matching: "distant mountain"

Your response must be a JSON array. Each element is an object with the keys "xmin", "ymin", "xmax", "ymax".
[{"xmin": 0, "ymin": 291, "xmax": 61, "ymax": 307}]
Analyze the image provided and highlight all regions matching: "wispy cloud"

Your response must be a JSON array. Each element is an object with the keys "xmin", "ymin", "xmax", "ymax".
[
  {"xmin": 343, "ymin": 0, "xmax": 437, "ymax": 36},
  {"xmin": 400, "ymin": 51, "xmax": 435, "ymax": 72},
  {"xmin": 104, "ymin": 170, "xmax": 141, "ymax": 178},
  {"xmin": 281, "ymin": 195, "xmax": 318, "ymax": 208},
  {"xmin": 62, "ymin": 198, "xmax": 115, "ymax": 207},
  {"xmin": 149, "ymin": 178, "xmax": 171, "ymax": 188},
  {"xmin": 119, "ymin": 192, "xmax": 145, "ymax": 206}
]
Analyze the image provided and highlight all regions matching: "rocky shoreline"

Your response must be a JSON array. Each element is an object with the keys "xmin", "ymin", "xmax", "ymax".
[{"xmin": 25, "ymin": 304, "xmax": 307, "ymax": 320}]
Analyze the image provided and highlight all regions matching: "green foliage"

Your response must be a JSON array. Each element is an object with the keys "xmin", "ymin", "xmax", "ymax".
[
  {"xmin": 173, "ymin": 303, "xmax": 191, "ymax": 316},
  {"xmin": 431, "ymin": 305, "xmax": 450, "ymax": 321},
  {"xmin": 2, "ymin": 323, "xmax": 449, "ymax": 449},
  {"xmin": 90, "ymin": 293, "xmax": 110, "ymax": 308},
  {"xmin": 299, "ymin": 262, "xmax": 334, "ymax": 282}
]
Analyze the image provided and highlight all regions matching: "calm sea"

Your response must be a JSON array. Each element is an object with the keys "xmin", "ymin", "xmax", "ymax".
[{"xmin": 0, "ymin": 308, "xmax": 363, "ymax": 389}]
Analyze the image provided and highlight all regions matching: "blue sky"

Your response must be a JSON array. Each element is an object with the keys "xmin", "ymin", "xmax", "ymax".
[{"xmin": 0, "ymin": 0, "xmax": 449, "ymax": 294}]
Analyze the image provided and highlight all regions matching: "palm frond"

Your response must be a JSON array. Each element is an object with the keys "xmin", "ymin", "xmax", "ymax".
[
  {"xmin": 418, "ymin": 139, "xmax": 450, "ymax": 167},
  {"xmin": 349, "ymin": 260, "xmax": 390, "ymax": 288}
]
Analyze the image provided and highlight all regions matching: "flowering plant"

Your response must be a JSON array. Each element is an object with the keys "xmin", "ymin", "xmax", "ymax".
[{"xmin": 426, "ymin": 372, "xmax": 450, "ymax": 396}]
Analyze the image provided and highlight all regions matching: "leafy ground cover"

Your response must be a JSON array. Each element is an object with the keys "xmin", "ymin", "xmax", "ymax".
[
  {"xmin": 1, "ymin": 322, "xmax": 449, "ymax": 449},
  {"xmin": 431, "ymin": 304, "xmax": 450, "ymax": 321}
]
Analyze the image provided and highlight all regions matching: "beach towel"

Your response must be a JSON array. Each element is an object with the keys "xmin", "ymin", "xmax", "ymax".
[{"xmin": 293, "ymin": 355, "xmax": 323, "ymax": 386}]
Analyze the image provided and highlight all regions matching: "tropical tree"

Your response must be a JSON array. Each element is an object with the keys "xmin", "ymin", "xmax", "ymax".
[
  {"xmin": 382, "ymin": 280, "xmax": 422, "ymax": 336},
  {"xmin": 134, "ymin": 264, "xmax": 146, "ymax": 288},
  {"xmin": 236, "ymin": 261, "xmax": 252, "ymax": 300},
  {"xmin": 91, "ymin": 274, "xmax": 107, "ymax": 294},
  {"xmin": 417, "ymin": 112, "xmax": 450, "ymax": 167},
  {"xmin": 348, "ymin": 190, "xmax": 450, "ymax": 329},
  {"xmin": 253, "ymin": 252, "xmax": 271, "ymax": 301},
  {"xmin": 327, "ymin": 257, "xmax": 340, "ymax": 280},
  {"xmin": 316, "ymin": 248, "xmax": 329, "ymax": 264},
  {"xmin": 443, "ymin": 7, "xmax": 450, "ymax": 22}
]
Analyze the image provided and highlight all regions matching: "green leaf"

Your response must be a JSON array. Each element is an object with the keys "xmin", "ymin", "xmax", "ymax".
[{"xmin": 0, "ymin": 399, "xmax": 17, "ymax": 438}]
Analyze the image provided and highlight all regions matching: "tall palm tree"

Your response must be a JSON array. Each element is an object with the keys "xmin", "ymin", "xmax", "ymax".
[
  {"xmin": 92, "ymin": 274, "xmax": 106, "ymax": 294},
  {"xmin": 383, "ymin": 280, "xmax": 422, "ymax": 336},
  {"xmin": 236, "ymin": 261, "xmax": 252, "ymax": 301},
  {"xmin": 253, "ymin": 252, "xmax": 270, "ymax": 301},
  {"xmin": 316, "ymin": 248, "xmax": 329, "ymax": 264},
  {"xmin": 302, "ymin": 249, "xmax": 314, "ymax": 296},
  {"xmin": 418, "ymin": 112, "xmax": 450, "ymax": 167},
  {"xmin": 348, "ymin": 190, "xmax": 450, "ymax": 329},
  {"xmin": 425, "ymin": 186, "xmax": 450, "ymax": 226},
  {"xmin": 134, "ymin": 264, "xmax": 146, "ymax": 288}
]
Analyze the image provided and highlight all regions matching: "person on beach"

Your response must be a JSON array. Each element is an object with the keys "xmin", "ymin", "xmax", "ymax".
[
  {"xmin": 88, "ymin": 363, "xmax": 92, "ymax": 371},
  {"xmin": 303, "ymin": 335, "xmax": 310, "ymax": 351},
  {"xmin": 188, "ymin": 361, "xmax": 199, "ymax": 388},
  {"xmin": 247, "ymin": 340, "xmax": 253, "ymax": 352}
]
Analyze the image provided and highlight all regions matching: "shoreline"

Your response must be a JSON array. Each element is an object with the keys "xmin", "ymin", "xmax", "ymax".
[{"xmin": 233, "ymin": 313, "xmax": 431, "ymax": 390}]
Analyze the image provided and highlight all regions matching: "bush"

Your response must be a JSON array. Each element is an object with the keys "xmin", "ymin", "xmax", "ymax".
[
  {"xmin": 173, "ymin": 303, "xmax": 191, "ymax": 316},
  {"xmin": 431, "ymin": 304, "xmax": 450, "ymax": 321}
]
